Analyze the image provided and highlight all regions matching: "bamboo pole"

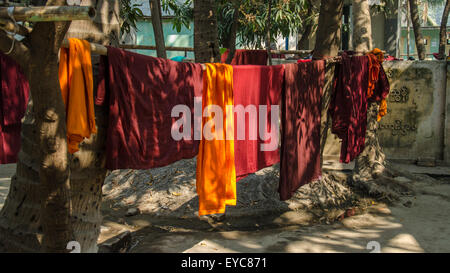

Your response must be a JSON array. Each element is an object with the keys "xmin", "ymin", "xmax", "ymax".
[
  {"xmin": 61, "ymin": 39, "xmax": 107, "ymax": 56},
  {"xmin": 0, "ymin": 6, "xmax": 95, "ymax": 22},
  {"xmin": 119, "ymin": 44, "xmax": 195, "ymax": 52}
]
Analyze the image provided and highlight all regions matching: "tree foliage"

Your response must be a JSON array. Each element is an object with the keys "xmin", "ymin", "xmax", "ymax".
[
  {"xmin": 120, "ymin": 0, "xmax": 145, "ymax": 34},
  {"xmin": 162, "ymin": 0, "xmax": 311, "ymax": 48}
]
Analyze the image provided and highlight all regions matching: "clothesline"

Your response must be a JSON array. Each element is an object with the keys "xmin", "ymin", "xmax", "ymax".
[{"xmin": 60, "ymin": 40, "xmax": 380, "ymax": 69}]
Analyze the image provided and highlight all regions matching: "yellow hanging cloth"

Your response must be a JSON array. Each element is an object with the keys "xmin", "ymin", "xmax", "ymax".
[
  {"xmin": 59, "ymin": 38, "xmax": 97, "ymax": 154},
  {"xmin": 367, "ymin": 48, "xmax": 387, "ymax": 121},
  {"xmin": 196, "ymin": 63, "xmax": 237, "ymax": 216}
]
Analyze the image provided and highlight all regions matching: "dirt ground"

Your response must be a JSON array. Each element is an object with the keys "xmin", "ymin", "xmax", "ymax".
[{"xmin": 0, "ymin": 161, "xmax": 449, "ymax": 253}]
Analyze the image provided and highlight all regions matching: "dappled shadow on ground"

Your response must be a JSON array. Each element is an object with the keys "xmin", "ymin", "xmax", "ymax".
[
  {"xmin": 99, "ymin": 166, "xmax": 450, "ymax": 253},
  {"xmin": 101, "ymin": 157, "xmax": 359, "ymax": 231}
]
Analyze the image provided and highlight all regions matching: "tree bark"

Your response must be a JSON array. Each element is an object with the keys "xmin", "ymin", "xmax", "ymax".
[
  {"xmin": 0, "ymin": 5, "xmax": 72, "ymax": 252},
  {"xmin": 0, "ymin": 0, "xmax": 119, "ymax": 253},
  {"xmin": 409, "ymin": 0, "xmax": 426, "ymax": 60},
  {"xmin": 439, "ymin": 0, "xmax": 450, "ymax": 59},
  {"xmin": 312, "ymin": 0, "xmax": 344, "ymax": 59},
  {"xmin": 193, "ymin": 0, "xmax": 220, "ymax": 63},
  {"xmin": 352, "ymin": 0, "xmax": 372, "ymax": 52},
  {"xmin": 150, "ymin": 0, "xmax": 166, "ymax": 59},
  {"xmin": 225, "ymin": 0, "xmax": 240, "ymax": 64},
  {"xmin": 28, "ymin": 0, "xmax": 73, "ymax": 253},
  {"xmin": 64, "ymin": 0, "xmax": 119, "ymax": 253}
]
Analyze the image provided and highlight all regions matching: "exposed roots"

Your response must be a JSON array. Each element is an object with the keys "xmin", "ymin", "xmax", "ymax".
[{"xmin": 350, "ymin": 102, "xmax": 416, "ymax": 203}]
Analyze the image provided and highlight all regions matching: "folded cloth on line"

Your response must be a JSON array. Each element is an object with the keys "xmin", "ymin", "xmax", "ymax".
[
  {"xmin": 0, "ymin": 52, "xmax": 30, "ymax": 164},
  {"xmin": 196, "ymin": 63, "xmax": 237, "ymax": 216},
  {"xmin": 96, "ymin": 47, "xmax": 203, "ymax": 170},
  {"xmin": 59, "ymin": 38, "xmax": 97, "ymax": 154},
  {"xmin": 279, "ymin": 61, "xmax": 325, "ymax": 201},
  {"xmin": 221, "ymin": 49, "xmax": 268, "ymax": 65},
  {"xmin": 232, "ymin": 64, "xmax": 284, "ymax": 181}
]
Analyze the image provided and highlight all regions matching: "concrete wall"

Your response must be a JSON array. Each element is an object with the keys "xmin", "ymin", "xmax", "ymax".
[{"xmin": 380, "ymin": 60, "xmax": 447, "ymax": 165}]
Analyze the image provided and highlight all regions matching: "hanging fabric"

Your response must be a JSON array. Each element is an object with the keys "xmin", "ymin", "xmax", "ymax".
[
  {"xmin": 0, "ymin": 52, "xmax": 29, "ymax": 164},
  {"xmin": 329, "ymin": 51, "xmax": 369, "ymax": 164},
  {"xmin": 367, "ymin": 48, "xmax": 390, "ymax": 121},
  {"xmin": 96, "ymin": 47, "xmax": 203, "ymax": 170},
  {"xmin": 59, "ymin": 38, "xmax": 97, "ymax": 154},
  {"xmin": 232, "ymin": 64, "xmax": 284, "ymax": 181},
  {"xmin": 279, "ymin": 61, "xmax": 325, "ymax": 201},
  {"xmin": 196, "ymin": 63, "xmax": 237, "ymax": 216}
]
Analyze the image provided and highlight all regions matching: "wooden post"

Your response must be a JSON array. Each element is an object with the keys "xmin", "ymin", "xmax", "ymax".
[
  {"xmin": 61, "ymin": 39, "xmax": 107, "ymax": 55},
  {"xmin": 0, "ymin": 6, "xmax": 95, "ymax": 22}
]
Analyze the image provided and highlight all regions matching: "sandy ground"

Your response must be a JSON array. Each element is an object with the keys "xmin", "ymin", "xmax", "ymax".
[{"xmin": 1, "ymin": 162, "xmax": 449, "ymax": 253}]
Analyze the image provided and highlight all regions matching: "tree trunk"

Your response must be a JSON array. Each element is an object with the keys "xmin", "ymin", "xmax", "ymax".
[
  {"xmin": 150, "ymin": 0, "xmax": 166, "ymax": 59},
  {"xmin": 65, "ymin": 0, "xmax": 119, "ymax": 253},
  {"xmin": 311, "ymin": 0, "xmax": 343, "ymax": 165},
  {"xmin": 439, "ymin": 0, "xmax": 450, "ymax": 59},
  {"xmin": 266, "ymin": 0, "xmax": 273, "ymax": 65},
  {"xmin": 0, "ymin": 1, "xmax": 73, "ymax": 252},
  {"xmin": 352, "ymin": 0, "xmax": 372, "ymax": 52},
  {"xmin": 312, "ymin": 0, "xmax": 344, "ymax": 59},
  {"xmin": 351, "ymin": 0, "xmax": 386, "ymax": 179},
  {"xmin": 350, "ymin": 0, "xmax": 414, "ymax": 201},
  {"xmin": 28, "ymin": 0, "xmax": 74, "ymax": 253},
  {"xmin": 409, "ymin": 0, "xmax": 426, "ymax": 60},
  {"xmin": 194, "ymin": 0, "xmax": 220, "ymax": 63},
  {"xmin": 0, "ymin": 0, "xmax": 119, "ymax": 253},
  {"xmin": 225, "ymin": 1, "xmax": 240, "ymax": 64}
]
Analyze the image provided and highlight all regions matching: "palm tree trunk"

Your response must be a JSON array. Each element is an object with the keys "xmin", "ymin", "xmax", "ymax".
[
  {"xmin": 439, "ymin": 0, "xmax": 450, "ymax": 59},
  {"xmin": 150, "ymin": 0, "xmax": 167, "ymax": 59},
  {"xmin": 194, "ymin": 0, "xmax": 220, "ymax": 63},
  {"xmin": 409, "ymin": 0, "xmax": 426, "ymax": 60}
]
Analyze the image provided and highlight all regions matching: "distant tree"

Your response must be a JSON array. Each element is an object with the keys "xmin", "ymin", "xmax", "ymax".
[
  {"xmin": 409, "ymin": 0, "xmax": 426, "ymax": 59},
  {"xmin": 150, "ymin": 0, "xmax": 167, "ymax": 58}
]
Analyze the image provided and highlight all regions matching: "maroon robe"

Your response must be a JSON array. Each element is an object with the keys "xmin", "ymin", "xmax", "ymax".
[{"xmin": 279, "ymin": 61, "xmax": 325, "ymax": 201}]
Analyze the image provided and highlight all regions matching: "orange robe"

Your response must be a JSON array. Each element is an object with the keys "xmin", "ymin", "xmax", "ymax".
[
  {"xmin": 367, "ymin": 48, "xmax": 387, "ymax": 121},
  {"xmin": 59, "ymin": 38, "xmax": 97, "ymax": 154},
  {"xmin": 196, "ymin": 63, "xmax": 237, "ymax": 216}
]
